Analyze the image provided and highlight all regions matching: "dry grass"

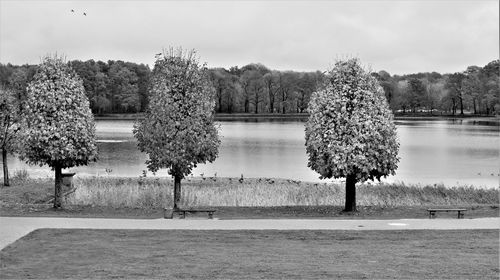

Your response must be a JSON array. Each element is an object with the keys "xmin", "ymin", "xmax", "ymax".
[{"xmin": 66, "ymin": 176, "xmax": 499, "ymax": 209}]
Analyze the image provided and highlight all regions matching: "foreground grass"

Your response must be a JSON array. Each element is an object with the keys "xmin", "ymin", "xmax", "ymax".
[
  {"xmin": 65, "ymin": 176, "xmax": 498, "ymax": 208},
  {"xmin": 1, "ymin": 229, "xmax": 498, "ymax": 279}
]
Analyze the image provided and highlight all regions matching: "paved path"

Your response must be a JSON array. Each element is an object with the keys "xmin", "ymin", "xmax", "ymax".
[{"xmin": 1, "ymin": 217, "xmax": 498, "ymax": 250}]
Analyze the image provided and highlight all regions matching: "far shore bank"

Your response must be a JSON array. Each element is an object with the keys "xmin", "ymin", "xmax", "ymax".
[{"xmin": 94, "ymin": 113, "xmax": 500, "ymax": 124}]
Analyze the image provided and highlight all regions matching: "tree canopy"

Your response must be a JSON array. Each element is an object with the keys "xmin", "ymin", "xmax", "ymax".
[
  {"xmin": 134, "ymin": 49, "xmax": 220, "ymax": 178},
  {"xmin": 21, "ymin": 56, "xmax": 98, "ymax": 208},
  {"xmin": 1, "ymin": 59, "xmax": 498, "ymax": 115},
  {"xmin": 133, "ymin": 49, "xmax": 220, "ymax": 210},
  {"xmin": 22, "ymin": 56, "xmax": 98, "ymax": 169},
  {"xmin": 305, "ymin": 58, "xmax": 399, "ymax": 211},
  {"xmin": 0, "ymin": 86, "xmax": 21, "ymax": 186}
]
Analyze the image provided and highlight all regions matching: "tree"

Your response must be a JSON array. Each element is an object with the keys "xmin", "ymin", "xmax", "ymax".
[
  {"xmin": 133, "ymin": 48, "xmax": 220, "ymax": 211},
  {"xmin": 407, "ymin": 78, "xmax": 426, "ymax": 113},
  {"xmin": 446, "ymin": 73, "xmax": 466, "ymax": 115},
  {"xmin": 94, "ymin": 72, "xmax": 111, "ymax": 114},
  {"xmin": 295, "ymin": 73, "xmax": 315, "ymax": 113},
  {"xmin": 305, "ymin": 58, "xmax": 399, "ymax": 212},
  {"xmin": 239, "ymin": 72, "xmax": 252, "ymax": 113},
  {"xmin": 373, "ymin": 70, "xmax": 396, "ymax": 110},
  {"xmin": 278, "ymin": 71, "xmax": 296, "ymax": 113},
  {"xmin": 109, "ymin": 62, "xmax": 140, "ymax": 113},
  {"xmin": 8, "ymin": 67, "xmax": 33, "ymax": 112},
  {"xmin": 479, "ymin": 60, "xmax": 499, "ymax": 115},
  {"xmin": 225, "ymin": 74, "xmax": 240, "ymax": 113},
  {"xmin": 21, "ymin": 56, "xmax": 98, "ymax": 208},
  {"xmin": 263, "ymin": 71, "xmax": 279, "ymax": 113},
  {"xmin": 0, "ymin": 86, "xmax": 20, "ymax": 186},
  {"xmin": 249, "ymin": 71, "xmax": 265, "ymax": 114},
  {"xmin": 463, "ymin": 66, "xmax": 481, "ymax": 114},
  {"xmin": 69, "ymin": 60, "xmax": 99, "ymax": 111},
  {"xmin": 209, "ymin": 68, "xmax": 226, "ymax": 113},
  {"xmin": 393, "ymin": 80, "xmax": 410, "ymax": 113},
  {"xmin": 425, "ymin": 79, "xmax": 446, "ymax": 115}
]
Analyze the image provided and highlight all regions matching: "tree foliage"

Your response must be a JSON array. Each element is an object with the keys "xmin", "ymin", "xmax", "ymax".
[
  {"xmin": 134, "ymin": 48, "xmax": 220, "ymax": 210},
  {"xmin": 0, "ymin": 87, "xmax": 19, "ymax": 152},
  {"xmin": 1, "ymin": 58, "xmax": 498, "ymax": 116},
  {"xmin": 305, "ymin": 58, "xmax": 399, "ymax": 211},
  {"xmin": 21, "ymin": 56, "xmax": 98, "ymax": 207},
  {"xmin": 0, "ymin": 86, "xmax": 21, "ymax": 186},
  {"xmin": 134, "ymin": 49, "xmax": 220, "ymax": 179},
  {"xmin": 22, "ymin": 56, "xmax": 98, "ymax": 169}
]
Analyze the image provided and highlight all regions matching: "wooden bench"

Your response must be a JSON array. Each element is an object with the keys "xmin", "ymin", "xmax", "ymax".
[
  {"xmin": 427, "ymin": 208, "xmax": 467, "ymax": 219},
  {"xmin": 174, "ymin": 208, "xmax": 216, "ymax": 219}
]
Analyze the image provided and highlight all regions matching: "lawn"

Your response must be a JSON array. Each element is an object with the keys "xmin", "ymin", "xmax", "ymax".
[{"xmin": 1, "ymin": 229, "xmax": 498, "ymax": 279}]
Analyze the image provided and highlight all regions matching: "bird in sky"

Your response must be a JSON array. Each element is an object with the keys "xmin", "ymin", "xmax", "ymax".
[
  {"xmin": 71, "ymin": 9, "xmax": 74, "ymax": 12},
  {"xmin": 83, "ymin": 12, "xmax": 87, "ymax": 16}
]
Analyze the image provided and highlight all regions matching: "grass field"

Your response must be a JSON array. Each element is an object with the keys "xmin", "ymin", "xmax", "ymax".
[{"xmin": 1, "ymin": 229, "xmax": 498, "ymax": 279}]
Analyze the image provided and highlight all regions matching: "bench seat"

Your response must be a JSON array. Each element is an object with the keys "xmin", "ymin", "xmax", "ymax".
[
  {"xmin": 174, "ymin": 208, "xmax": 216, "ymax": 219},
  {"xmin": 427, "ymin": 208, "xmax": 467, "ymax": 219}
]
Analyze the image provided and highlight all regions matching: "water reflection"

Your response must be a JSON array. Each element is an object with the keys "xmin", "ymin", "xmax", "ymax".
[{"xmin": 5, "ymin": 119, "xmax": 499, "ymax": 188}]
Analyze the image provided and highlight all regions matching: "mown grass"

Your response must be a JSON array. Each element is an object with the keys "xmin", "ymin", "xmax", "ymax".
[
  {"xmin": 63, "ymin": 176, "xmax": 499, "ymax": 209},
  {"xmin": 1, "ymin": 229, "xmax": 498, "ymax": 279}
]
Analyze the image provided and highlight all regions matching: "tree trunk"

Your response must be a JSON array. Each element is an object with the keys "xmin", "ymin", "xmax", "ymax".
[
  {"xmin": 281, "ymin": 90, "xmax": 286, "ymax": 114},
  {"xmin": 54, "ymin": 164, "xmax": 63, "ymax": 209},
  {"xmin": 473, "ymin": 99, "xmax": 477, "ymax": 115},
  {"xmin": 344, "ymin": 174, "xmax": 357, "ymax": 212},
  {"xmin": 244, "ymin": 97, "xmax": 249, "ymax": 113},
  {"xmin": 255, "ymin": 93, "xmax": 259, "ymax": 114},
  {"xmin": 218, "ymin": 93, "xmax": 222, "ymax": 113},
  {"xmin": 173, "ymin": 175, "xmax": 182, "ymax": 210},
  {"xmin": 2, "ymin": 148, "xmax": 9, "ymax": 187},
  {"xmin": 269, "ymin": 96, "xmax": 274, "ymax": 113},
  {"xmin": 459, "ymin": 96, "xmax": 464, "ymax": 115},
  {"xmin": 452, "ymin": 99, "xmax": 456, "ymax": 116}
]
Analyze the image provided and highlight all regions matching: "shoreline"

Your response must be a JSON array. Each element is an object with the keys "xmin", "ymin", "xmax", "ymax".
[{"xmin": 94, "ymin": 113, "xmax": 500, "ymax": 123}]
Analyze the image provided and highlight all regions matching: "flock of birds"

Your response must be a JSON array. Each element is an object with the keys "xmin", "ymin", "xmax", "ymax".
[{"xmin": 71, "ymin": 9, "xmax": 86, "ymax": 16}]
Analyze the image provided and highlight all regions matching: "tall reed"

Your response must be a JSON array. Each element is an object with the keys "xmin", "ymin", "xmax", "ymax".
[{"xmin": 66, "ymin": 176, "xmax": 499, "ymax": 208}]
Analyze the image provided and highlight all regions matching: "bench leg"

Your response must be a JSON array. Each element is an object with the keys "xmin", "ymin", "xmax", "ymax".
[
  {"xmin": 458, "ymin": 211, "xmax": 464, "ymax": 219},
  {"xmin": 429, "ymin": 212, "xmax": 435, "ymax": 219},
  {"xmin": 180, "ymin": 211, "xmax": 186, "ymax": 219},
  {"xmin": 208, "ymin": 212, "xmax": 213, "ymax": 219}
]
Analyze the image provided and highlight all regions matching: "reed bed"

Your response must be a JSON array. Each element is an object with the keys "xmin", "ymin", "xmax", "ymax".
[{"xmin": 66, "ymin": 176, "xmax": 499, "ymax": 208}]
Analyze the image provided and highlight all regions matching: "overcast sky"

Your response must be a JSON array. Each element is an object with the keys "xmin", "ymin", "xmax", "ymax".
[{"xmin": 0, "ymin": 0, "xmax": 498, "ymax": 75}]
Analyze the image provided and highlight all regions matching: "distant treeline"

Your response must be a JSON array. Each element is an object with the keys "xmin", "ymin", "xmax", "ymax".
[{"xmin": 1, "ymin": 59, "xmax": 498, "ymax": 115}]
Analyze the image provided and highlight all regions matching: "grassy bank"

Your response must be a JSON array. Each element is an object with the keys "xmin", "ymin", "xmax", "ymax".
[
  {"xmin": 1, "ymin": 229, "xmax": 498, "ymax": 279},
  {"xmin": 65, "ymin": 176, "xmax": 498, "ymax": 208},
  {"xmin": 1, "ymin": 176, "xmax": 497, "ymax": 209}
]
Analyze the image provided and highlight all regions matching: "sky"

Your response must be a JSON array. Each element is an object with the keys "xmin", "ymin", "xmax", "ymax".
[{"xmin": 0, "ymin": 0, "xmax": 498, "ymax": 75}]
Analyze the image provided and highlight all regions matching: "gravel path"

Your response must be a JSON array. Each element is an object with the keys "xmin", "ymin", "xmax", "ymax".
[{"xmin": 1, "ymin": 216, "xmax": 498, "ymax": 250}]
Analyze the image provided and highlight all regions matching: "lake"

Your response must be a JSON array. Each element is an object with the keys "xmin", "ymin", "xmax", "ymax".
[{"xmin": 5, "ymin": 118, "xmax": 499, "ymax": 188}]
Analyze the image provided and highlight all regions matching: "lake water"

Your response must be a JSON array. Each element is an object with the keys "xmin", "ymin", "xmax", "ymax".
[{"xmin": 5, "ymin": 119, "xmax": 499, "ymax": 188}]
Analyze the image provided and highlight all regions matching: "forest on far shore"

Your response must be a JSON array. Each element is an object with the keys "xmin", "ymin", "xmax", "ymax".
[{"xmin": 1, "ymin": 59, "xmax": 498, "ymax": 116}]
